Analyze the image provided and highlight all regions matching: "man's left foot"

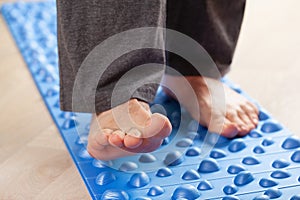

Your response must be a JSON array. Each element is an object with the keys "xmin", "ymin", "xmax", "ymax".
[{"xmin": 163, "ymin": 75, "xmax": 259, "ymax": 138}]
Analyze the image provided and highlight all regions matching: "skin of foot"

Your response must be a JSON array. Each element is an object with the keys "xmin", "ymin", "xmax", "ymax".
[
  {"xmin": 162, "ymin": 75, "xmax": 259, "ymax": 138},
  {"xmin": 88, "ymin": 75, "xmax": 259, "ymax": 160},
  {"xmin": 87, "ymin": 99, "xmax": 172, "ymax": 161}
]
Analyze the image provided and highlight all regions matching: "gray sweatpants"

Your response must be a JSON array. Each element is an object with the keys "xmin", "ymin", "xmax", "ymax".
[{"xmin": 57, "ymin": 0, "xmax": 245, "ymax": 113}]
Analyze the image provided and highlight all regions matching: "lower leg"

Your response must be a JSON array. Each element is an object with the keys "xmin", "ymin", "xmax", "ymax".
[{"xmin": 163, "ymin": 0, "xmax": 257, "ymax": 137}]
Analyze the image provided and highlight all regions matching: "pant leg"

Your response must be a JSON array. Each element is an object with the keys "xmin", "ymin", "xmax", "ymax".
[
  {"xmin": 166, "ymin": 0, "xmax": 246, "ymax": 78},
  {"xmin": 57, "ymin": 0, "xmax": 166, "ymax": 113}
]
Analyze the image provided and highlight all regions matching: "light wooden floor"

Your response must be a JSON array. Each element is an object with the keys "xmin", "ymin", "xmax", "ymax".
[
  {"xmin": 0, "ymin": 0, "xmax": 299, "ymax": 199},
  {"xmin": 0, "ymin": 0, "xmax": 91, "ymax": 199}
]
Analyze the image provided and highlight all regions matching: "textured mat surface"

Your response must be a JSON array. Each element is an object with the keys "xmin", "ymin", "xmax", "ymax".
[{"xmin": 2, "ymin": 1, "xmax": 300, "ymax": 200}]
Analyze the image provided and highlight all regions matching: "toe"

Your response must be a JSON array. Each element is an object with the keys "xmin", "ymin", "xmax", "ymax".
[
  {"xmin": 247, "ymin": 101, "xmax": 259, "ymax": 115},
  {"xmin": 226, "ymin": 111, "xmax": 249, "ymax": 135},
  {"xmin": 241, "ymin": 104, "xmax": 259, "ymax": 126},
  {"xmin": 220, "ymin": 118, "xmax": 239, "ymax": 138},
  {"xmin": 123, "ymin": 134, "xmax": 143, "ymax": 149},
  {"xmin": 88, "ymin": 129, "xmax": 111, "ymax": 151},
  {"xmin": 127, "ymin": 127, "xmax": 142, "ymax": 137},
  {"xmin": 109, "ymin": 130, "xmax": 125, "ymax": 147},
  {"xmin": 237, "ymin": 109, "xmax": 255, "ymax": 130},
  {"xmin": 125, "ymin": 114, "xmax": 172, "ymax": 153},
  {"xmin": 94, "ymin": 129, "xmax": 112, "ymax": 146},
  {"xmin": 142, "ymin": 113, "xmax": 172, "ymax": 139}
]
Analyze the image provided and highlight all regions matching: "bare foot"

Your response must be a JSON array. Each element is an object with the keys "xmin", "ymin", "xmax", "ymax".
[
  {"xmin": 163, "ymin": 75, "xmax": 259, "ymax": 138},
  {"xmin": 87, "ymin": 99, "xmax": 172, "ymax": 160}
]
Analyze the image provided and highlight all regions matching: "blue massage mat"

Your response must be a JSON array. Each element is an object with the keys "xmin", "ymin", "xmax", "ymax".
[{"xmin": 2, "ymin": 1, "xmax": 300, "ymax": 199}]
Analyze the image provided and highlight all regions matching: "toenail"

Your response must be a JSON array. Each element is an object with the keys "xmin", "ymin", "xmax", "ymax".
[
  {"xmin": 103, "ymin": 129, "xmax": 113, "ymax": 134},
  {"xmin": 113, "ymin": 130, "xmax": 125, "ymax": 138},
  {"xmin": 127, "ymin": 128, "xmax": 142, "ymax": 137}
]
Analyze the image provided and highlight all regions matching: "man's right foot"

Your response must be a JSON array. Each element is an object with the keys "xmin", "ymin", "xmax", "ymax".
[{"xmin": 87, "ymin": 99, "xmax": 172, "ymax": 161}]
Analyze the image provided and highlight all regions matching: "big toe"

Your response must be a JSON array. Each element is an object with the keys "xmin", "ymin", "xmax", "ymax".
[
  {"xmin": 125, "ymin": 113, "xmax": 172, "ymax": 154},
  {"xmin": 208, "ymin": 118, "xmax": 239, "ymax": 138},
  {"xmin": 221, "ymin": 119, "xmax": 240, "ymax": 138},
  {"xmin": 142, "ymin": 113, "xmax": 172, "ymax": 139}
]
